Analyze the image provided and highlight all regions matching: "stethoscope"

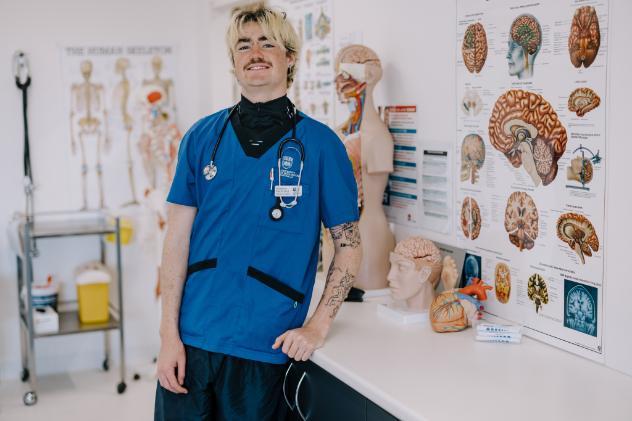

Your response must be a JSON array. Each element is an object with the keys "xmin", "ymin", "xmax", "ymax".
[{"xmin": 202, "ymin": 102, "xmax": 305, "ymax": 222}]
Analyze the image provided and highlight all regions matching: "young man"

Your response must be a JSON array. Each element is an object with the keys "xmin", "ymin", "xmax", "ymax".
[{"xmin": 154, "ymin": 3, "xmax": 362, "ymax": 420}]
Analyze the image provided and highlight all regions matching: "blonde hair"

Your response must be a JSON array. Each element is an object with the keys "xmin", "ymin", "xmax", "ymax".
[{"xmin": 226, "ymin": 2, "xmax": 301, "ymax": 87}]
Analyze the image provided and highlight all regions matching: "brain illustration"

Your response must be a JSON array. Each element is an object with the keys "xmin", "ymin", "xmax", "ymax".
[
  {"xmin": 494, "ymin": 262, "xmax": 511, "ymax": 304},
  {"xmin": 568, "ymin": 87, "xmax": 600, "ymax": 117},
  {"xmin": 462, "ymin": 89, "xmax": 483, "ymax": 116},
  {"xmin": 569, "ymin": 6, "xmax": 601, "ymax": 68},
  {"xmin": 460, "ymin": 197, "xmax": 481, "ymax": 240},
  {"xmin": 489, "ymin": 90, "xmax": 568, "ymax": 186},
  {"xmin": 566, "ymin": 285, "xmax": 596, "ymax": 336},
  {"xmin": 462, "ymin": 23, "xmax": 488, "ymax": 73},
  {"xmin": 511, "ymin": 14, "xmax": 542, "ymax": 55},
  {"xmin": 430, "ymin": 291, "xmax": 468, "ymax": 333},
  {"xmin": 567, "ymin": 156, "xmax": 594, "ymax": 185},
  {"xmin": 504, "ymin": 191, "xmax": 539, "ymax": 251},
  {"xmin": 556, "ymin": 213, "xmax": 599, "ymax": 265},
  {"xmin": 528, "ymin": 273, "xmax": 548, "ymax": 313},
  {"xmin": 460, "ymin": 134, "xmax": 485, "ymax": 184}
]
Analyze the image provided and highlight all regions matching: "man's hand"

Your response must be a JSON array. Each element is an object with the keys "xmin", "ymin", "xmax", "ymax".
[
  {"xmin": 157, "ymin": 334, "xmax": 188, "ymax": 394},
  {"xmin": 272, "ymin": 324, "xmax": 327, "ymax": 361}
]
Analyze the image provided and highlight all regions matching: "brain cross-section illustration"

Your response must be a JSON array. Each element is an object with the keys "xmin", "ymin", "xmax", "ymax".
[
  {"xmin": 460, "ymin": 197, "xmax": 482, "ymax": 240},
  {"xmin": 568, "ymin": 87, "xmax": 600, "ymax": 117},
  {"xmin": 556, "ymin": 213, "xmax": 599, "ymax": 265},
  {"xmin": 511, "ymin": 15, "xmax": 541, "ymax": 55},
  {"xmin": 460, "ymin": 134, "xmax": 485, "ymax": 184},
  {"xmin": 489, "ymin": 90, "xmax": 568, "ymax": 187},
  {"xmin": 504, "ymin": 191, "xmax": 539, "ymax": 251},
  {"xmin": 569, "ymin": 6, "xmax": 601, "ymax": 68},
  {"xmin": 462, "ymin": 22, "xmax": 488, "ymax": 73}
]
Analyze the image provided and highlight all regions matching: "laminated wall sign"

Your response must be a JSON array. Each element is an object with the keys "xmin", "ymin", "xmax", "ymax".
[{"xmin": 456, "ymin": 0, "xmax": 609, "ymax": 360}]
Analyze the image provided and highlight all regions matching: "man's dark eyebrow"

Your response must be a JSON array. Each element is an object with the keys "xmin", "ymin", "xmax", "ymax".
[
  {"xmin": 258, "ymin": 35, "xmax": 269, "ymax": 41},
  {"xmin": 237, "ymin": 37, "xmax": 251, "ymax": 43}
]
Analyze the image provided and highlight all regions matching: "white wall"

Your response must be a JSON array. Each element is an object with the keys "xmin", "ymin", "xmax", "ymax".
[
  {"xmin": 0, "ymin": 0, "xmax": 213, "ymax": 380},
  {"xmin": 207, "ymin": 0, "xmax": 632, "ymax": 376}
]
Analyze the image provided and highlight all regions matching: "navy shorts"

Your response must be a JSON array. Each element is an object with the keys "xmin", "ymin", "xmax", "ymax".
[{"xmin": 154, "ymin": 345, "xmax": 289, "ymax": 421}]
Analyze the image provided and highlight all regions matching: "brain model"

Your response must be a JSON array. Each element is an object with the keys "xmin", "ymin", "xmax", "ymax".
[
  {"xmin": 460, "ymin": 197, "xmax": 481, "ymax": 240},
  {"xmin": 528, "ymin": 273, "xmax": 548, "ymax": 313},
  {"xmin": 489, "ymin": 90, "xmax": 568, "ymax": 186},
  {"xmin": 504, "ymin": 191, "xmax": 539, "ymax": 251},
  {"xmin": 569, "ymin": 6, "xmax": 601, "ymax": 68},
  {"xmin": 511, "ymin": 14, "xmax": 542, "ymax": 54},
  {"xmin": 460, "ymin": 134, "xmax": 485, "ymax": 184},
  {"xmin": 393, "ymin": 236, "xmax": 443, "ymax": 284},
  {"xmin": 462, "ymin": 23, "xmax": 488, "ymax": 73},
  {"xmin": 556, "ymin": 213, "xmax": 599, "ymax": 264},
  {"xmin": 567, "ymin": 156, "xmax": 594, "ymax": 186},
  {"xmin": 494, "ymin": 262, "xmax": 511, "ymax": 304},
  {"xmin": 568, "ymin": 87, "xmax": 600, "ymax": 117}
]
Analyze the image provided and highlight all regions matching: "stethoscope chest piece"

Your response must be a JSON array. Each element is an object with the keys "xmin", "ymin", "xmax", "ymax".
[
  {"xmin": 203, "ymin": 163, "xmax": 218, "ymax": 181},
  {"xmin": 269, "ymin": 201, "xmax": 284, "ymax": 221}
]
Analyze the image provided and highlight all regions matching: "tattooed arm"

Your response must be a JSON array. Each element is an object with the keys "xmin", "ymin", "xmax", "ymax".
[{"xmin": 272, "ymin": 222, "xmax": 362, "ymax": 361}]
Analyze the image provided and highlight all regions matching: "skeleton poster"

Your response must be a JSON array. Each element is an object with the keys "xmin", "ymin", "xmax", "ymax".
[
  {"xmin": 456, "ymin": 0, "xmax": 608, "ymax": 360},
  {"xmin": 60, "ymin": 45, "xmax": 180, "ymax": 211},
  {"xmin": 271, "ymin": 0, "xmax": 335, "ymax": 127}
]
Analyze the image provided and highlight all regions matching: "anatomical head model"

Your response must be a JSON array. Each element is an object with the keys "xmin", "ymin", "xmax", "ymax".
[
  {"xmin": 489, "ymin": 89, "xmax": 568, "ymax": 187},
  {"xmin": 430, "ymin": 277, "xmax": 492, "ymax": 333},
  {"xmin": 507, "ymin": 14, "xmax": 542, "ymax": 79},
  {"xmin": 556, "ymin": 213, "xmax": 599, "ymax": 265},
  {"xmin": 462, "ymin": 22, "xmax": 488, "ymax": 73},
  {"xmin": 569, "ymin": 6, "xmax": 601, "ymax": 68},
  {"xmin": 527, "ymin": 273, "xmax": 548, "ymax": 313},
  {"xmin": 462, "ymin": 89, "xmax": 483, "ymax": 116},
  {"xmin": 504, "ymin": 191, "xmax": 539, "ymax": 251},
  {"xmin": 494, "ymin": 262, "xmax": 511, "ymax": 304},
  {"xmin": 460, "ymin": 134, "xmax": 485, "ymax": 184},
  {"xmin": 387, "ymin": 237, "xmax": 458, "ymax": 312},
  {"xmin": 460, "ymin": 196, "xmax": 481, "ymax": 240},
  {"xmin": 568, "ymin": 87, "xmax": 600, "ymax": 117}
]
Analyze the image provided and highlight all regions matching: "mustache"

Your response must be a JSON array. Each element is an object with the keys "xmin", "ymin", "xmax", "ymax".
[{"xmin": 244, "ymin": 58, "xmax": 272, "ymax": 70}]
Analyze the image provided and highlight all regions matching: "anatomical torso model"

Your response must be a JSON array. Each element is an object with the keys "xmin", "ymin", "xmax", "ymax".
[
  {"xmin": 70, "ymin": 60, "xmax": 109, "ymax": 209},
  {"xmin": 323, "ymin": 44, "xmax": 395, "ymax": 290}
]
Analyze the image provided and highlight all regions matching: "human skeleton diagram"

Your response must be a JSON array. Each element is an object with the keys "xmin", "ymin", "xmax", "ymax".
[
  {"xmin": 70, "ymin": 60, "xmax": 110, "ymax": 209},
  {"xmin": 112, "ymin": 57, "xmax": 139, "ymax": 205},
  {"xmin": 142, "ymin": 55, "xmax": 176, "ymax": 123}
]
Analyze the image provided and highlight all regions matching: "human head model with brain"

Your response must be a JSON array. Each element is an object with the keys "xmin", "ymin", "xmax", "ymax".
[
  {"xmin": 506, "ymin": 14, "xmax": 542, "ymax": 79},
  {"xmin": 387, "ymin": 236, "xmax": 458, "ymax": 312}
]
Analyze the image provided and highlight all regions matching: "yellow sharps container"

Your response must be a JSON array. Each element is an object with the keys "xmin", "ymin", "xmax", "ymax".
[{"xmin": 76, "ymin": 268, "xmax": 112, "ymax": 324}]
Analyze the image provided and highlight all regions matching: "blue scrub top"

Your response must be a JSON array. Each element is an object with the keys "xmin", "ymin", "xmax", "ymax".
[{"xmin": 167, "ymin": 108, "xmax": 359, "ymax": 364}]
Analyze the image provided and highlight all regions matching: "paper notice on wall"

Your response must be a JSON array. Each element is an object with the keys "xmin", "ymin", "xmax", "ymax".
[
  {"xmin": 419, "ymin": 142, "xmax": 452, "ymax": 234},
  {"xmin": 384, "ymin": 106, "xmax": 418, "ymax": 227}
]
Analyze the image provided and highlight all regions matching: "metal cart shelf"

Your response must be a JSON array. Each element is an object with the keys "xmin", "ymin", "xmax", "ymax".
[{"xmin": 15, "ymin": 211, "xmax": 127, "ymax": 406}]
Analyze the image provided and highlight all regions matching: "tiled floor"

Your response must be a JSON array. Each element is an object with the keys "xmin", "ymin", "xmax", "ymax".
[{"xmin": 0, "ymin": 365, "xmax": 156, "ymax": 421}]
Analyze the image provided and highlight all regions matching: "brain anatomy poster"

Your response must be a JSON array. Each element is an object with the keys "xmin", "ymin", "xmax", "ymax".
[{"xmin": 456, "ymin": 0, "xmax": 608, "ymax": 360}]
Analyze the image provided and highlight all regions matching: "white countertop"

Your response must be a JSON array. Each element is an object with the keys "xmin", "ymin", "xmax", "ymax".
[{"xmin": 306, "ymin": 277, "xmax": 632, "ymax": 421}]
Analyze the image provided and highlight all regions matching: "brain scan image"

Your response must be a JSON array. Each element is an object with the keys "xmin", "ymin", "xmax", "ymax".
[
  {"xmin": 462, "ymin": 22, "xmax": 488, "ymax": 73},
  {"xmin": 494, "ymin": 262, "xmax": 511, "ymax": 304},
  {"xmin": 527, "ymin": 273, "xmax": 548, "ymax": 313},
  {"xmin": 556, "ymin": 213, "xmax": 600, "ymax": 265},
  {"xmin": 507, "ymin": 14, "xmax": 542, "ymax": 79},
  {"xmin": 569, "ymin": 6, "xmax": 601, "ymax": 68},
  {"xmin": 504, "ymin": 191, "xmax": 538, "ymax": 251},
  {"xmin": 462, "ymin": 255, "xmax": 481, "ymax": 285},
  {"xmin": 489, "ymin": 90, "xmax": 568, "ymax": 187},
  {"xmin": 460, "ymin": 197, "xmax": 481, "ymax": 240},
  {"xmin": 461, "ymin": 89, "xmax": 483, "ymax": 116},
  {"xmin": 568, "ymin": 87, "xmax": 600, "ymax": 117},
  {"xmin": 460, "ymin": 134, "xmax": 485, "ymax": 184},
  {"xmin": 564, "ymin": 281, "xmax": 597, "ymax": 337}
]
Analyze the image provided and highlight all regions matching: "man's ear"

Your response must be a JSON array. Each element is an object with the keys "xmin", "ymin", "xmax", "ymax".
[{"xmin": 286, "ymin": 52, "xmax": 296, "ymax": 68}]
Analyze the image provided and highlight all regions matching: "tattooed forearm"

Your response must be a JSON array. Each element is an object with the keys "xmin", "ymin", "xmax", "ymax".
[
  {"xmin": 324, "ymin": 265, "xmax": 355, "ymax": 319},
  {"xmin": 329, "ymin": 222, "xmax": 360, "ymax": 248}
]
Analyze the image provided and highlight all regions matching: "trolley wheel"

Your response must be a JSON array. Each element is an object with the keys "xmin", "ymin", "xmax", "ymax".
[
  {"xmin": 21, "ymin": 368, "xmax": 30, "ymax": 382},
  {"xmin": 117, "ymin": 382, "xmax": 127, "ymax": 394},
  {"xmin": 133, "ymin": 373, "xmax": 141, "ymax": 381},
  {"xmin": 23, "ymin": 391, "xmax": 37, "ymax": 406},
  {"xmin": 102, "ymin": 359, "xmax": 109, "ymax": 372}
]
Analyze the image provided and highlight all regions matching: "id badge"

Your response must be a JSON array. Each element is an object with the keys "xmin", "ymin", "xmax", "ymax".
[{"xmin": 274, "ymin": 185, "xmax": 303, "ymax": 197}]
